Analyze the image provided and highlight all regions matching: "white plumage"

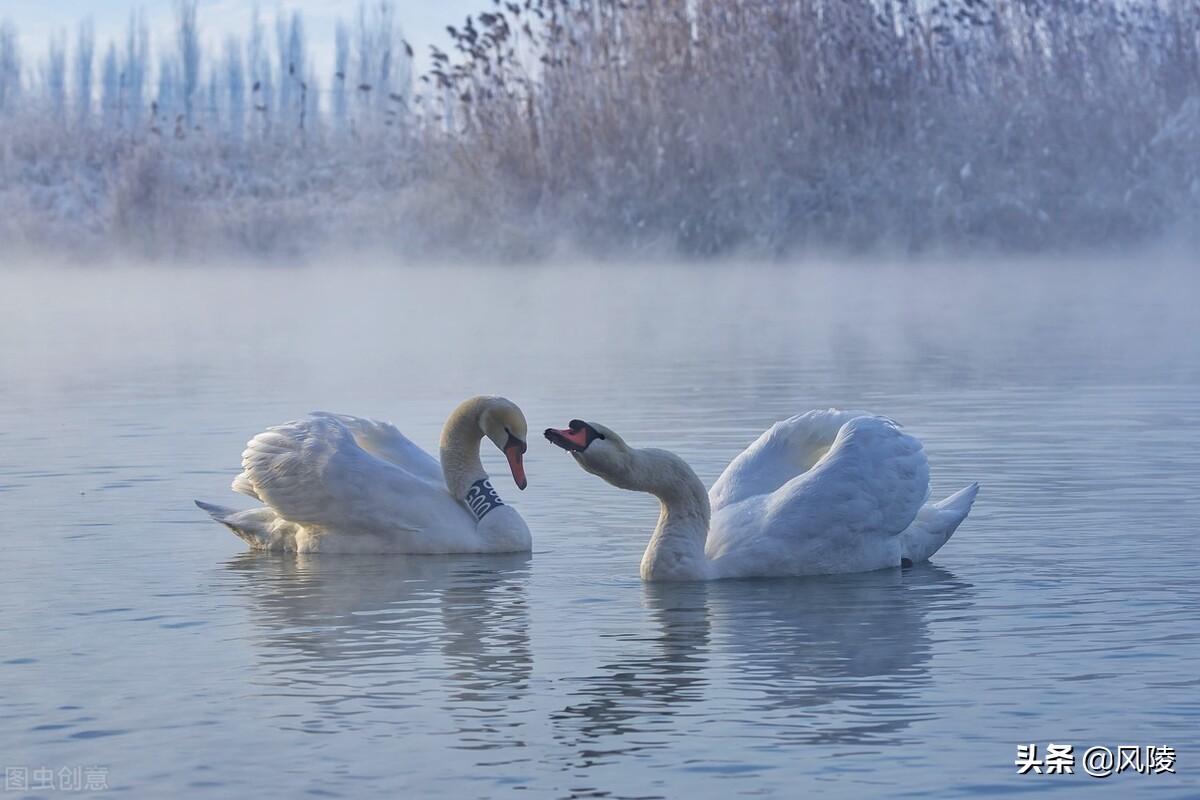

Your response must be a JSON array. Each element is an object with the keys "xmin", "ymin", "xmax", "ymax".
[
  {"xmin": 197, "ymin": 396, "xmax": 532, "ymax": 554},
  {"xmin": 546, "ymin": 410, "xmax": 977, "ymax": 581}
]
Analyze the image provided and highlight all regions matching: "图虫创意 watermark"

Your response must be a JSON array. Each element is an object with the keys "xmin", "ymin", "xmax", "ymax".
[{"xmin": 4, "ymin": 766, "xmax": 109, "ymax": 792}]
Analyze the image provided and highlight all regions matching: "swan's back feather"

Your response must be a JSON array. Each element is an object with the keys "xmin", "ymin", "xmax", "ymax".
[
  {"xmin": 237, "ymin": 415, "xmax": 452, "ymax": 536},
  {"xmin": 309, "ymin": 412, "xmax": 443, "ymax": 483},
  {"xmin": 708, "ymin": 415, "xmax": 929, "ymax": 576},
  {"xmin": 709, "ymin": 409, "xmax": 873, "ymax": 512},
  {"xmin": 773, "ymin": 416, "xmax": 929, "ymax": 537}
]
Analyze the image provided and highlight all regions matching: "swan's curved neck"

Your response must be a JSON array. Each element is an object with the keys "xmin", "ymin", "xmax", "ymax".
[
  {"xmin": 438, "ymin": 398, "xmax": 493, "ymax": 501},
  {"xmin": 625, "ymin": 448, "xmax": 713, "ymax": 581}
]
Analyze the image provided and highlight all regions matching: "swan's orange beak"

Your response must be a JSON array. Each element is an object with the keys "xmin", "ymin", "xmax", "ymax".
[
  {"xmin": 544, "ymin": 426, "xmax": 590, "ymax": 451},
  {"xmin": 504, "ymin": 442, "xmax": 528, "ymax": 490}
]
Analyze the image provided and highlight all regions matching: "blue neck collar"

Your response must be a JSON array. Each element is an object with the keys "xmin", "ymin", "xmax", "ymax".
[{"xmin": 464, "ymin": 477, "xmax": 505, "ymax": 521}]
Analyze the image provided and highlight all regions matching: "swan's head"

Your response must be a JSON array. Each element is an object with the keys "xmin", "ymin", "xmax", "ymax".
[
  {"xmin": 544, "ymin": 420, "xmax": 632, "ymax": 487},
  {"xmin": 480, "ymin": 397, "xmax": 529, "ymax": 490}
]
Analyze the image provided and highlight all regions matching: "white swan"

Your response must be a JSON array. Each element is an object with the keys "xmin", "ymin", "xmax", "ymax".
[
  {"xmin": 196, "ymin": 396, "xmax": 532, "ymax": 553},
  {"xmin": 545, "ymin": 410, "xmax": 978, "ymax": 581}
]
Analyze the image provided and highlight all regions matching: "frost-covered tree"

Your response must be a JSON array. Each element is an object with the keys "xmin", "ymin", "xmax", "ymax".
[
  {"xmin": 393, "ymin": 22, "xmax": 412, "ymax": 119},
  {"xmin": 247, "ymin": 6, "xmax": 274, "ymax": 136},
  {"xmin": 375, "ymin": 2, "xmax": 395, "ymax": 111},
  {"xmin": 355, "ymin": 4, "xmax": 377, "ymax": 116},
  {"xmin": 257, "ymin": 62, "xmax": 275, "ymax": 137},
  {"xmin": 354, "ymin": 1, "xmax": 409, "ymax": 125},
  {"xmin": 74, "ymin": 20, "xmax": 94, "ymax": 126},
  {"xmin": 124, "ymin": 11, "xmax": 148, "ymax": 131},
  {"xmin": 274, "ymin": 11, "xmax": 291, "ymax": 127},
  {"xmin": 43, "ymin": 31, "xmax": 67, "ymax": 121},
  {"xmin": 333, "ymin": 21, "xmax": 349, "ymax": 130},
  {"xmin": 301, "ymin": 72, "xmax": 317, "ymax": 134},
  {"xmin": 223, "ymin": 37, "xmax": 245, "ymax": 142},
  {"xmin": 205, "ymin": 67, "xmax": 220, "ymax": 130},
  {"xmin": 156, "ymin": 55, "xmax": 178, "ymax": 131},
  {"xmin": 276, "ymin": 12, "xmax": 307, "ymax": 132},
  {"xmin": 175, "ymin": 0, "xmax": 200, "ymax": 126},
  {"xmin": 100, "ymin": 43, "xmax": 119, "ymax": 128},
  {"xmin": 0, "ymin": 22, "xmax": 20, "ymax": 114}
]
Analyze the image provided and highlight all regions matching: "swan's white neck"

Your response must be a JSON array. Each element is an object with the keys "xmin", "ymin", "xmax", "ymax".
[
  {"xmin": 438, "ymin": 398, "xmax": 494, "ymax": 503},
  {"xmin": 619, "ymin": 448, "xmax": 714, "ymax": 581}
]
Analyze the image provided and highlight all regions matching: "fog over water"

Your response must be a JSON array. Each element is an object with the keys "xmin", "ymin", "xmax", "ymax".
[{"xmin": 1, "ymin": 257, "xmax": 1197, "ymax": 797}]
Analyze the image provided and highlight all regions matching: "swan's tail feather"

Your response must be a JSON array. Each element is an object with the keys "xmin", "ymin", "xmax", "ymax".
[
  {"xmin": 899, "ymin": 482, "xmax": 979, "ymax": 566},
  {"xmin": 194, "ymin": 500, "xmax": 273, "ymax": 549}
]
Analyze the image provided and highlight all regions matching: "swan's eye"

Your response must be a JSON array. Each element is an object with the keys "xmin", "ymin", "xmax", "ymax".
[
  {"xmin": 568, "ymin": 420, "xmax": 604, "ymax": 442},
  {"xmin": 503, "ymin": 427, "xmax": 527, "ymax": 453}
]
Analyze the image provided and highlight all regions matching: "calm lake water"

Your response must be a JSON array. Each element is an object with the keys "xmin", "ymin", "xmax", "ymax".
[{"xmin": 1, "ymin": 258, "xmax": 1197, "ymax": 798}]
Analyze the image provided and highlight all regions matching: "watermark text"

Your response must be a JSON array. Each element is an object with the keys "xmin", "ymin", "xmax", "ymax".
[
  {"xmin": 1016, "ymin": 744, "xmax": 1176, "ymax": 778},
  {"xmin": 5, "ymin": 766, "xmax": 109, "ymax": 792}
]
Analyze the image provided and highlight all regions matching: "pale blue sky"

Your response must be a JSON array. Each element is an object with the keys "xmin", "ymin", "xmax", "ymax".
[{"xmin": 3, "ymin": 1, "xmax": 484, "ymax": 77}]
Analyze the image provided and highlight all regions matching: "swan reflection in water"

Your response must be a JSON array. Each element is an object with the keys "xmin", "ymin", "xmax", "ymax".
[
  {"xmin": 224, "ymin": 552, "xmax": 532, "ymax": 746},
  {"xmin": 551, "ymin": 565, "xmax": 973, "ymax": 774}
]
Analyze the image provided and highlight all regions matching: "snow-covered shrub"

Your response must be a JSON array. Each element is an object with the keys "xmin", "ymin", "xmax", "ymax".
[{"xmin": 420, "ymin": 0, "xmax": 1200, "ymax": 255}]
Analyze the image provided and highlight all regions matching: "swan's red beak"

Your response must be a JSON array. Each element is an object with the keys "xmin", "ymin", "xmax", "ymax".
[
  {"xmin": 544, "ymin": 426, "xmax": 590, "ymax": 451},
  {"xmin": 504, "ymin": 443, "xmax": 528, "ymax": 490}
]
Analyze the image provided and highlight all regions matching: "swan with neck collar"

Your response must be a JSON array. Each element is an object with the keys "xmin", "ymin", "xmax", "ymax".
[
  {"xmin": 197, "ymin": 396, "xmax": 532, "ymax": 553},
  {"xmin": 546, "ymin": 411, "xmax": 978, "ymax": 581}
]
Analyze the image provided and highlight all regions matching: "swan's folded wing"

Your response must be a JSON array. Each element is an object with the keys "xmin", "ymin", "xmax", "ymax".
[
  {"xmin": 309, "ymin": 412, "xmax": 443, "ymax": 483},
  {"xmin": 238, "ymin": 416, "xmax": 444, "ymax": 533},
  {"xmin": 768, "ymin": 415, "xmax": 929, "ymax": 542},
  {"xmin": 709, "ymin": 409, "xmax": 873, "ymax": 511}
]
